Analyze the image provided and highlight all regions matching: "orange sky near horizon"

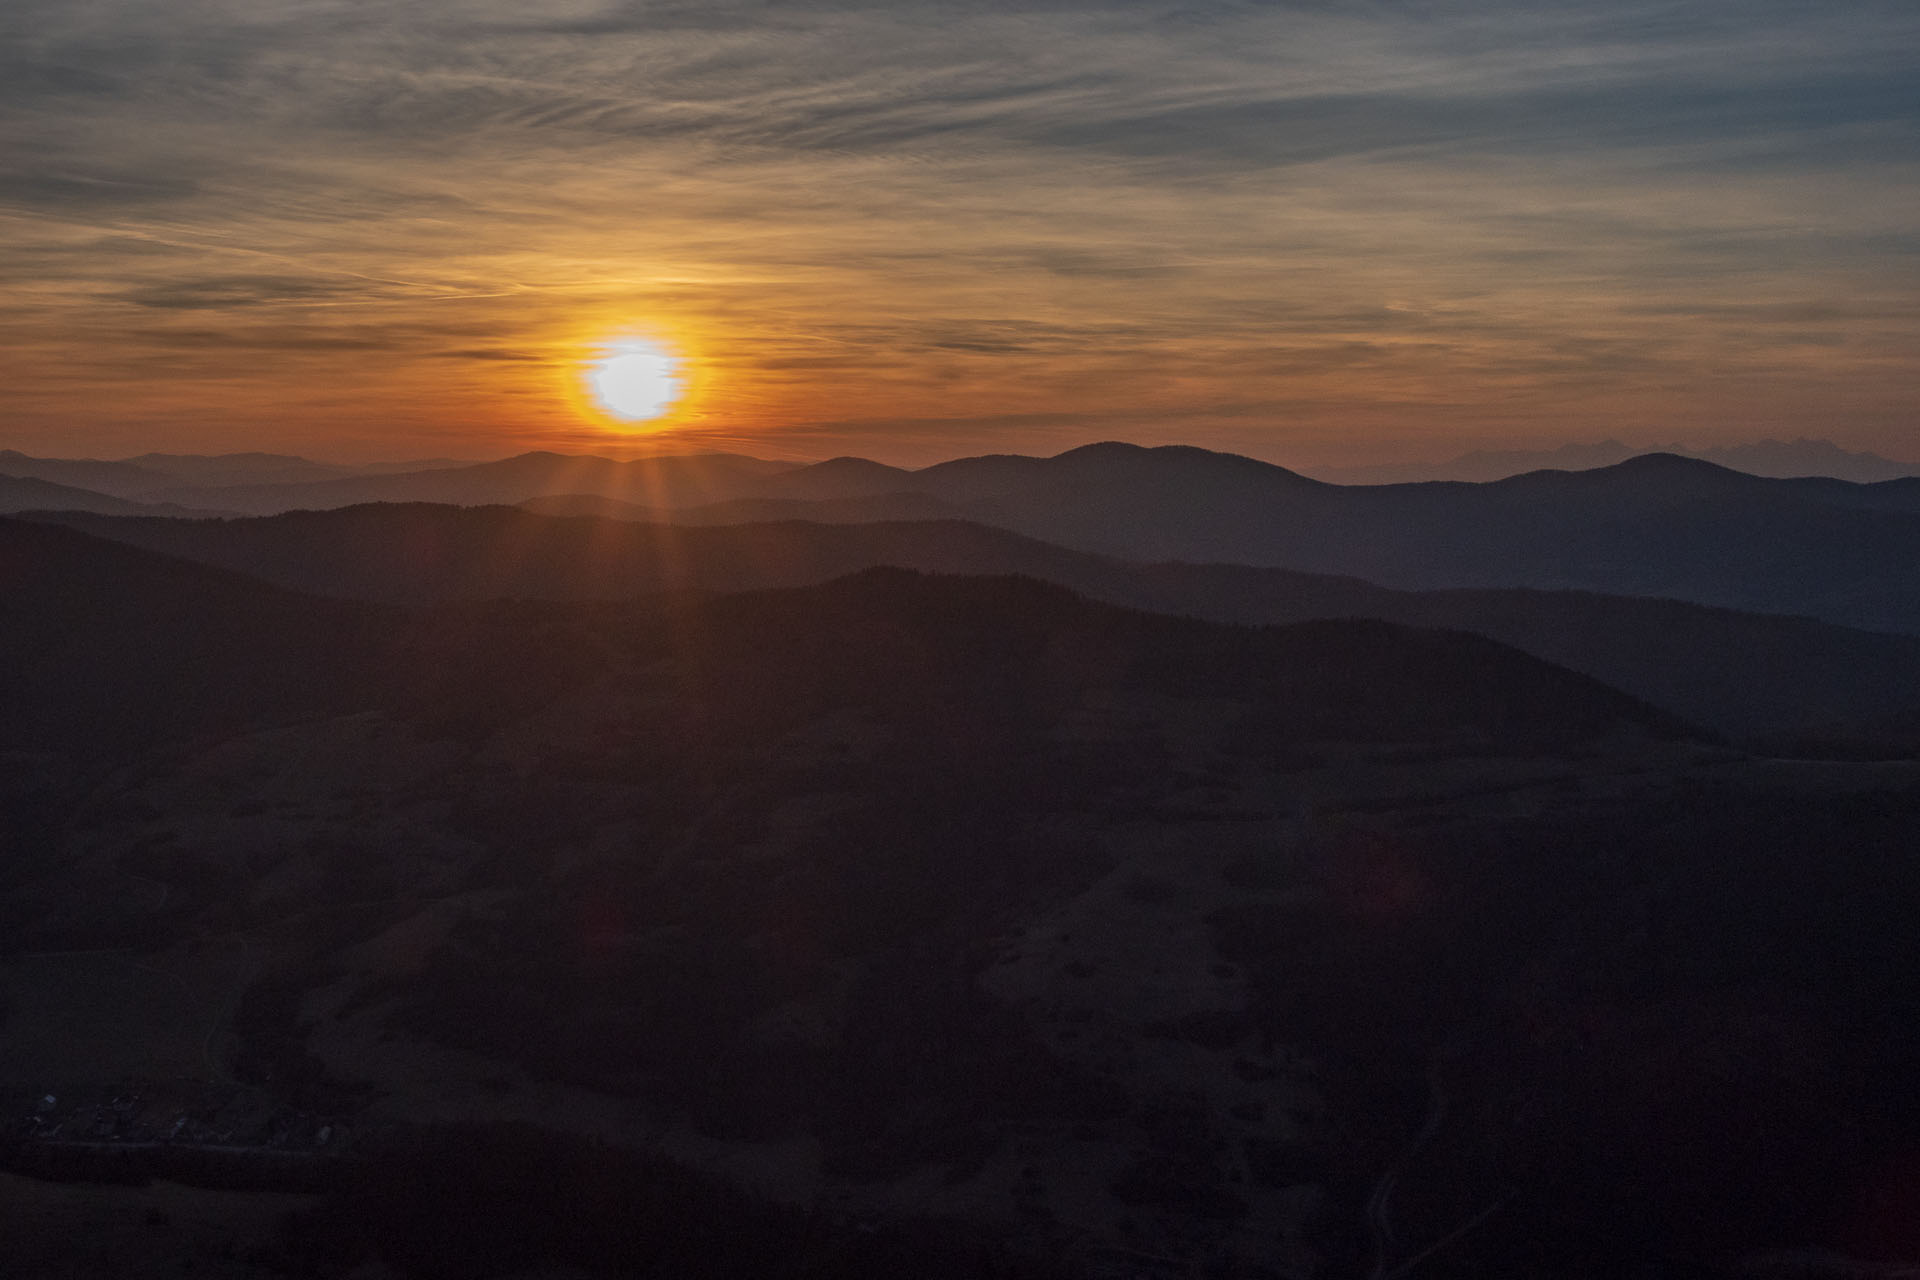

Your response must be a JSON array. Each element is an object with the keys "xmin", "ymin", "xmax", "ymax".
[{"xmin": 2, "ymin": 0, "xmax": 1916, "ymax": 469}]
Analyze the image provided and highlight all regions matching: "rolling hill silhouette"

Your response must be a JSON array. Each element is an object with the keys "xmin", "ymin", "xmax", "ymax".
[
  {"xmin": 0, "ymin": 448, "xmax": 488, "ymax": 497},
  {"xmin": 0, "ymin": 513, "xmax": 1689, "ymax": 761},
  {"xmin": 0, "ymin": 472, "xmax": 231, "ymax": 518},
  {"xmin": 140, "ymin": 450, "xmax": 796, "ymax": 514},
  {"xmin": 54, "ymin": 440, "xmax": 1917, "ymax": 632},
  {"xmin": 0, "ymin": 449, "xmax": 179, "ymax": 498},
  {"xmin": 33, "ymin": 504, "xmax": 1920, "ymax": 739},
  {"xmin": 0, "ymin": 519, "xmax": 394, "ymax": 754},
  {"xmin": 520, "ymin": 490, "xmax": 964, "ymax": 525},
  {"xmin": 877, "ymin": 446, "xmax": 1920, "ymax": 631},
  {"xmin": 125, "ymin": 451, "xmax": 367, "ymax": 489},
  {"xmin": 1315, "ymin": 437, "xmax": 1920, "ymax": 485}
]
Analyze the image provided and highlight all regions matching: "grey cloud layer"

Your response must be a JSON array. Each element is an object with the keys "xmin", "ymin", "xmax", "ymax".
[{"xmin": 14, "ymin": 2, "xmax": 1914, "ymax": 167}]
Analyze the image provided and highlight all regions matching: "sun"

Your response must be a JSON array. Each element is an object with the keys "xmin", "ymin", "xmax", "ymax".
[{"xmin": 584, "ymin": 338, "xmax": 681, "ymax": 422}]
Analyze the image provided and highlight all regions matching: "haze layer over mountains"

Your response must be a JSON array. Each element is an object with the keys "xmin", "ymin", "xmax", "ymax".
[
  {"xmin": 11, "ymin": 436, "xmax": 1920, "ymax": 749},
  {"xmin": 7, "ymin": 438, "xmax": 1920, "ymax": 631},
  {"xmin": 1309, "ymin": 437, "xmax": 1920, "ymax": 486}
]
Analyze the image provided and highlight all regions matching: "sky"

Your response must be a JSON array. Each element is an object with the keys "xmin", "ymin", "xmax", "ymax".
[{"xmin": 3, "ymin": 0, "xmax": 1917, "ymax": 467}]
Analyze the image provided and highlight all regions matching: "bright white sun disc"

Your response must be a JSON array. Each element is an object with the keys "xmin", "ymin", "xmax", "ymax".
[{"xmin": 587, "ymin": 341, "xmax": 680, "ymax": 421}]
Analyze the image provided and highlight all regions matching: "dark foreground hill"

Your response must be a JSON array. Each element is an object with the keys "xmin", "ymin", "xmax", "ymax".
[
  {"xmin": 31, "ymin": 505, "xmax": 1063, "ymax": 604},
  {"xmin": 0, "ymin": 520, "xmax": 394, "ymax": 755},
  {"xmin": 7, "ymin": 515, "xmax": 1920, "ymax": 1277},
  {"xmin": 36, "ymin": 504, "xmax": 1920, "ymax": 740},
  {"xmin": 0, "ymin": 515, "xmax": 1685, "ymax": 766}
]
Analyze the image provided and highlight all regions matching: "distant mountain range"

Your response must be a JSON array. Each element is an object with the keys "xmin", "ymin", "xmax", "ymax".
[
  {"xmin": 0, "ymin": 448, "xmax": 478, "ymax": 499},
  {"xmin": 1309, "ymin": 437, "xmax": 1920, "ymax": 485},
  {"xmin": 0, "ymin": 472, "xmax": 229, "ymax": 518},
  {"xmin": 22, "ymin": 441, "xmax": 1920, "ymax": 628},
  {"xmin": 9, "ymin": 438, "xmax": 1920, "ymax": 633},
  {"xmin": 34, "ymin": 503, "xmax": 1920, "ymax": 741},
  {"xmin": 5, "ymin": 434, "xmax": 1914, "ymax": 504}
]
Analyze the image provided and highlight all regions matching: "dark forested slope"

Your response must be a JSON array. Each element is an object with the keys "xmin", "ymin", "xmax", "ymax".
[{"xmin": 35, "ymin": 504, "xmax": 1920, "ymax": 740}]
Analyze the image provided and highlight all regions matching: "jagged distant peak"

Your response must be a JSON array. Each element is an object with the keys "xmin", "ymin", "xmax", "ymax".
[{"xmin": 1695, "ymin": 437, "xmax": 1920, "ymax": 481}]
